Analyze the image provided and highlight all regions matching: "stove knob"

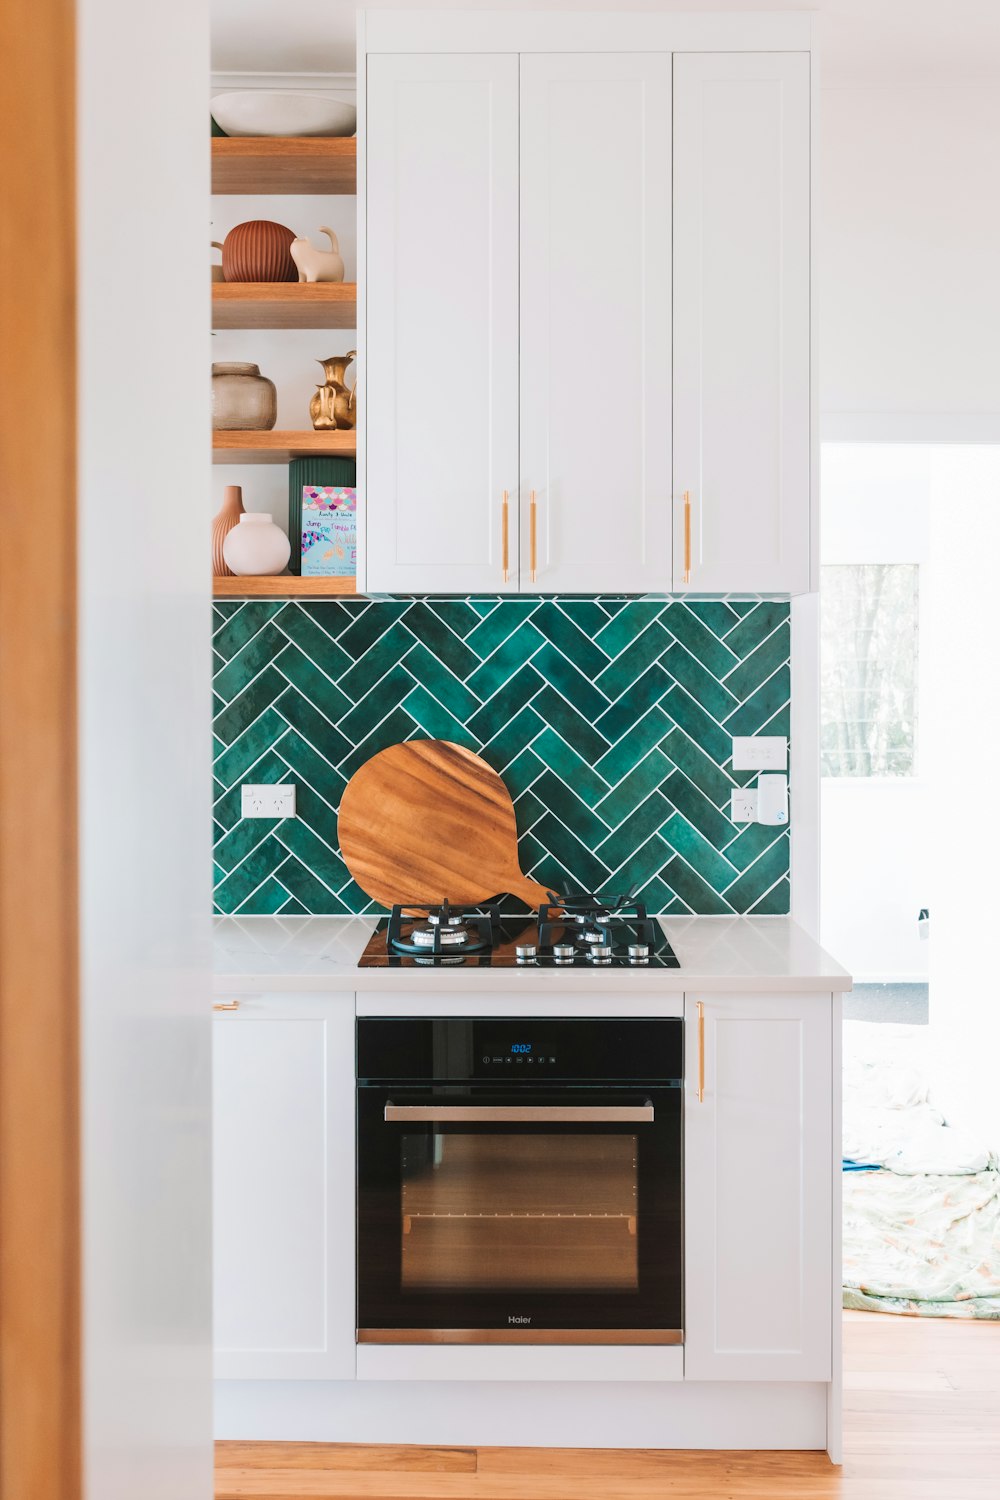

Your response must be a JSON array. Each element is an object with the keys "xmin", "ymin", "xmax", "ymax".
[
  {"xmin": 515, "ymin": 944, "xmax": 537, "ymax": 963},
  {"xmin": 552, "ymin": 944, "xmax": 576, "ymax": 959},
  {"xmin": 589, "ymin": 945, "xmax": 613, "ymax": 961},
  {"xmin": 628, "ymin": 943, "xmax": 650, "ymax": 960}
]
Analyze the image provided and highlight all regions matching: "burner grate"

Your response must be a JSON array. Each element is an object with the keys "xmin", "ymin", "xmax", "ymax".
[{"xmin": 386, "ymin": 900, "xmax": 501, "ymax": 957}]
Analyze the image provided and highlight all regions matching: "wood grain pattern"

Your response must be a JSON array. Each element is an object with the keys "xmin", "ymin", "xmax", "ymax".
[
  {"xmin": 216, "ymin": 1314, "xmax": 1000, "ymax": 1498},
  {"xmin": 337, "ymin": 741, "xmax": 554, "ymax": 909},
  {"xmin": 213, "ymin": 429, "xmax": 356, "ymax": 464},
  {"xmin": 212, "ymin": 576, "xmax": 359, "ymax": 599},
  {"xmin": 212, "ymin": 282, "xmax": 357, "ymax": 330},
  {"xmin": 0, "ymin": 0, "xmax": 82, "ymax": 1495},
  {"xmin": 212, "ymin": 137, "xmax": 357, "ymax": 195}
]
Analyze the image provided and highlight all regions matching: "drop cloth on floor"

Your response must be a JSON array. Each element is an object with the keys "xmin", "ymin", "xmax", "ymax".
[{"xmin": 842, "ymin": 1021, "xmax": 1000, "ymax": 1319}]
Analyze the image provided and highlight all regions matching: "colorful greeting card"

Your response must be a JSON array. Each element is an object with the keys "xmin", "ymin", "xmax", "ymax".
[{"xmin": 301, "ymin": 486, "xmax": 357, "ymax": 578}]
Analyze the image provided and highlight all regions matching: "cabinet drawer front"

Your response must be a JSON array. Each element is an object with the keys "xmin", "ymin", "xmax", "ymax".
[
  {"xmin": 673, "ymin": 54, "xmax": 811, "ymax": 595},
  {"xmin": 366, "ymin": 54, "xmax": 519, "ymax": 592}
]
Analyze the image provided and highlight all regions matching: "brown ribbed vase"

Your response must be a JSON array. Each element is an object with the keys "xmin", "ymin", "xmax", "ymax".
[{"xmin": 222, "ymin": 220, "xmax": 297, "ymax": 283}]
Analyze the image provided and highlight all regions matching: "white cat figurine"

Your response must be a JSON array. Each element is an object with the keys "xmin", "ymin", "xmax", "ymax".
[{"xmin": 289, "ymin": 227, "xmax": 345, "ymax": 284}]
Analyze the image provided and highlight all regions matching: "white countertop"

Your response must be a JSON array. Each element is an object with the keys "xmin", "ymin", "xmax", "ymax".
[{"xmin": 213, "ymin": 916, "xmax": 852, "ymax": 995}]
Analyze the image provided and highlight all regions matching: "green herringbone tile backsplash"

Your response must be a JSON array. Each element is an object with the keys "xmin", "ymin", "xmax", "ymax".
[{"xmin": 213, "ymin": 597, "xmax": 791, "ymax": 915}]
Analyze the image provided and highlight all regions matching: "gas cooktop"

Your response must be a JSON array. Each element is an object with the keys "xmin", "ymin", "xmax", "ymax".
[{"xmin": 356, "ymin": 893, "xmax": 680, "ymax": 969}]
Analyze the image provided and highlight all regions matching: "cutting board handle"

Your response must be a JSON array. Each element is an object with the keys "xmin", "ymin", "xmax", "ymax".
[{"xmin": 506, "ymin": 874, "xmax": 558, "ymax": 909}]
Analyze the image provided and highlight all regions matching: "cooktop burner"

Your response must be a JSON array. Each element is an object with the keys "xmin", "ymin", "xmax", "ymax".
[{"xmin": 358, "ymin": 893, "xmax": 680, "ymax": 969}]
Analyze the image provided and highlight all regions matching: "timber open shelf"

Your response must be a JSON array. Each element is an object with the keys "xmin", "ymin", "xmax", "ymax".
[
  {"xmin": 212, "ymin": 282, "xmax": 357, "ymax": 330},
  {"xmin": 212, "ymin": 430, "xmax": 356, "ymax": 465},
  {"xmin": 213, "ymin": 576, "xmax": 360, "ymax": 599},
  {"xmin": 211, "ymin": 136, "xmax": 357, "ymax": 195}
]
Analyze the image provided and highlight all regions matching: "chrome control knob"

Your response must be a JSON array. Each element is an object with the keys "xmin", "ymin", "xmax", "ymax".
[
  {"xmin": 628, "ymin": 943, "xmax": 650, "ymax": 960},
  {"xmin": 589, "ymin": 944, "xmax": 613, "ymax": 960},
  {"xmin": 552, "ymin": 943, "xmax": 576, "ymax": 965},
  {"xmin": 515, "ymin": 943, "xmax": 537, "ymax": 963}
]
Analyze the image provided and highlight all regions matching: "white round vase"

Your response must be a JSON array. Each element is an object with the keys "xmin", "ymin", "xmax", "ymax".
[{"xmin": 222, "ymin": 513, "xmax": 291, "ymax": 576}]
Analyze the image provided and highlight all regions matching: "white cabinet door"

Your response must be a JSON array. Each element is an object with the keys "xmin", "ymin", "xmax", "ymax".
[
  {"xmin": 684, "ymin": 993, "xmax": 832, "ymax": 1381},
  {"xmin": 213, "ymin": 995, "xmax": 355, "ymax": 1380},
  {"xmin": 366, "ymin": 54, "xmax": 519, "ymax": 592},
  {"xmin": 520, "ymin": 55, "xmax": 672, "ymax": 592},
  {"xmin": 673, "ymin": 54, "xmax": 811, "ymax": 594}
]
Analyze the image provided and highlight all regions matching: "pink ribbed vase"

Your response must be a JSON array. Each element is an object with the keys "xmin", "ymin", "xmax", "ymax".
[{"xmin": 211, "ymin": 484, "xmax": 245, "ymax": 577}]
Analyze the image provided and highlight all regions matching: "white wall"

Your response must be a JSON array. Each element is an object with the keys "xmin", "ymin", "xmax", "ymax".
[
  {"xmin": 926, "ymin": 447, "xmax": 1000, "ymax": 1148},
  {"xmin": 820, "ymin": 83, "xmax": 1000, "ymax": 431},
  {"xmin": 820, "ymin": 445, "xmax": 930, "ymax": 981},
  {"xmin": 78, "ymin": 0, "xmax": 213, "ymax": 1493}
]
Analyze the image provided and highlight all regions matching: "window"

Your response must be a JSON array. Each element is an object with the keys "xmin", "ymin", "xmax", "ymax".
[{"xmin": 821, "ymin": 563, "xmax": 919, "ymax": 777}]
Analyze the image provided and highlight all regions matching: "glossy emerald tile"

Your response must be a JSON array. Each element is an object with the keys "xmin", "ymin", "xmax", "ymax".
[
  {"xmin": 531, "ymin": 600, "xmax": 609, "ymax": 679},
  {"xmin": 467, "ymin": 662, "xmax": 546, "ymax": 743},
  {"xmin": 723, "ymin": 838, "xmax": 790, "ymax": 910},
  {"xmin": 661, "ymin": 854, "xmax": 733, "ymax": 916},
  {"xmin": 214, "ymin": 666, "xmax": 289, "ymax": 747},
  {"xmin": 529, "ymin": 813, "xmax": 609, "ymax": 894},
  {"xmin": 662, "ymin": 606, "xmax": 740, "ymax": 680},
  {"xmin": 596, "ymin": 792, "xmax": 671, "ymax": 873},
  {"xmin": 721, "ymin": 621, "xmax": 790, "ymax": 703},
  {"xmin": 212, "ymin": 596, "xmax": 791, "ymax": 915},
  {"xmin": 276, "ymin": 686, "xmax": 352, "ymax": 766},
  {"xmin": 530, "ymin": 687, "xmax": 609, "ymax": 765}
]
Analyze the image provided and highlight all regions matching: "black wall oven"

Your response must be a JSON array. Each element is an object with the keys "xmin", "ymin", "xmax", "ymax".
[{"xmin": 357, "ymin": 1017, "xmax": 682, "ymax": 1345}]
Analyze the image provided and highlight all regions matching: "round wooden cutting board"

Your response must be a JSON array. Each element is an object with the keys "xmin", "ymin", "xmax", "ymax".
[{"xmin": 337, "ymin": 739, "xmax": 554, "ymax": 909}]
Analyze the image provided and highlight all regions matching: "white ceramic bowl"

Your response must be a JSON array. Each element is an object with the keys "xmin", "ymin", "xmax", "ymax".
[{"xmin": 211, "ymin": 91, "xmax": 357, "ymax": 139}]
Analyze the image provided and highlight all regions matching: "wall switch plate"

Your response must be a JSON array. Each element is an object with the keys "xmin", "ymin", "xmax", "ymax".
[
  {"xmin": 730, "ymin": 788, "xmax": 758, "ymax": 823},
  {"xmin": 732, "ymin": 735, "xmax": 787, "ymax": 771},
  {"xmin": 241, "ymin": 784, "xmax": 296, "ymax": 819}
]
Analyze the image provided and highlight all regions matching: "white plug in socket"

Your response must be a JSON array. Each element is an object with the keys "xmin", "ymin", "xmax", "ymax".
[
  {"xmin": 241, "ymin": 784, "xmax": 296, "ymax": 819},
  {"xmin": 756, "ymin": 773, "xmax": 788, "ymax": 826},
  {"xmin": 730, "ymin": 788, "xmax": 758, "ymax": 823}
]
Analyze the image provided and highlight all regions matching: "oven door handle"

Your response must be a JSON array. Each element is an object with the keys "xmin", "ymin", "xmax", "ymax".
[{"xmin": 383, "ymin": 1102, "xmax": 655, "ymax": 1124}]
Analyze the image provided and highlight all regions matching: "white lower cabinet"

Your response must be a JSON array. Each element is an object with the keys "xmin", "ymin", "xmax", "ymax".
[
  {"xmin": 213, "ymin": 994, "xmax": 355, "ymax": 1380},
  {"xmin": 683, "ymin": 993, "xmax": 833, "ymax": 1381}
]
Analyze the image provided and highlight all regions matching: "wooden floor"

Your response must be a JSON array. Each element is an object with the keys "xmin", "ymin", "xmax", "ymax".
[{"xmin": 216, "ymin": 1311, "xmax": 1000, "ymax": 1499}]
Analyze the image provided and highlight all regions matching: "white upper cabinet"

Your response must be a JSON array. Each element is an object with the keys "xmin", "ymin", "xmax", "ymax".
[
  {"xmin": 362, "ymin": 30, "xmax": 813, "ymax": 596},
  {"xmin": 519, "ymin": 55, "xmax": 672, "ymax": 592},
  {"xmin": 365, "ymin": 55, "xmax": 519, "ymax": 593},
  {"xmin": 672, "ymin": 53, "xmax": 811, "ymax": 594},
  {"xmin": 684, "ymin": 994, "xmax": 833, "ymax": 1381}
]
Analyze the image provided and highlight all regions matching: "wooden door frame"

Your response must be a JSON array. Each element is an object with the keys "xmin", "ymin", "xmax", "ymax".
[{"xmin": 0, "ymin": 0, "xmax": 82, "ymax": 1495}]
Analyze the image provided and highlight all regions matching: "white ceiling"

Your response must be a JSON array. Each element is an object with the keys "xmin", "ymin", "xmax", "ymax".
[{"xmin": 212, "ymin": 1, "xmax": 1000, "ymax": 86}]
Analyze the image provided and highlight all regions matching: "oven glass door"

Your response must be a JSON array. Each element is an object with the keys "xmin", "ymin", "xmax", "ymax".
[{"xmin": 357, "ymin": 1086, "xmax": 681, "ymax": 1342}]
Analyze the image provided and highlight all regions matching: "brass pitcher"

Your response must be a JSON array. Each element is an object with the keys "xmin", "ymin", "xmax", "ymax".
[{"xmin": 309, "ymin": 351, "xmax": 357, "ymax": 432}]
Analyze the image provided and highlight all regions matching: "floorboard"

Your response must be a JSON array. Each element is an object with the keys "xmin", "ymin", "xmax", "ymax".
[{"xmin": 216, "ymin": 1312, "xmax": 1000, "ymax": 1499}]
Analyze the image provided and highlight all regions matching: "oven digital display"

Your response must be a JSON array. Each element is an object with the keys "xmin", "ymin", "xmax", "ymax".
[{"xmin": 511, "ymin": 1043, "xmax": 532, "ymax": 1053}]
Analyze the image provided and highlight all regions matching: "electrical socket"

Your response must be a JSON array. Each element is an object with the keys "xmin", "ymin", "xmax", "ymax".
[
  {"xmin": 732, "ymin": 735, "xmax": 787, "ymax": 771},
  {"xmin": 730, "ymin": 788, "xmax": 758, "ymax": 824},
  {"xmin": 241, "ymin": 784, "xmax": 296, "ymax": 819}
]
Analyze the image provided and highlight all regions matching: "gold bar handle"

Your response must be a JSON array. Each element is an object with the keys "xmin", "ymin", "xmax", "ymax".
[
  {"xmin": 683, "ymin": 490, "xmax": 692, "ymax": 586},
  {"xmin": 697, "ymin": 1001, "xmax": 705, "ymax": 1102},
  {"xmin": 213, "ymin": 1000, "xmax": 240, "ymax": 1012},
  {"xmin": 385, "ymin": 1102, "xmax": 654, "ymax": 1124},
  {"xmin": 501, "ymin": 489, "xmax": 509, "ymax": 583},
  {"xmin": 529, "ymin": 489, "xmax": 538, "ymax": 584}
]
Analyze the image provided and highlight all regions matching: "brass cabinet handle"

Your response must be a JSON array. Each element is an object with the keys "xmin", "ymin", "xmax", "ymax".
[
  {"xmin": 697, "ymin": 1001, "xmax": 705, "ymax": 1102},
  {"xmin": 213, "ymin": 1000, "xmax": 240, "ymax": 1012},
  {"xmin": 385, "ymin": 1103, "xmax": 655, "ymax": 1124},
  {"xmin": 501, "ymin": 489, "xmax": 510, "ymax": 583},
  {"xmin": 683, "ymin": 490, "xmax": 692, "ymax": 585},
  {"xmin": 529, "ymin": 489, "xmax": 538, "ymax": 584}
]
